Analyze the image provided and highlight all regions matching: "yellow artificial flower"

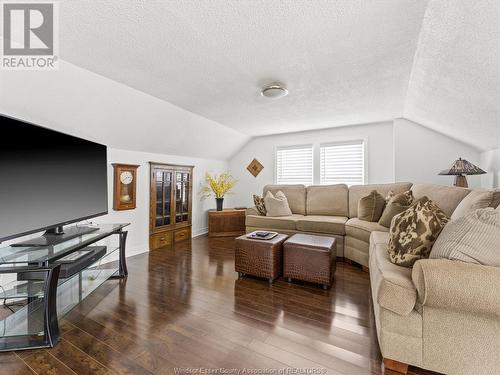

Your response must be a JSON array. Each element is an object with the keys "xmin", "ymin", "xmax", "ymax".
[{"xmin": 200, "ymin": 172, "xmax": 237, "ymax": 199}]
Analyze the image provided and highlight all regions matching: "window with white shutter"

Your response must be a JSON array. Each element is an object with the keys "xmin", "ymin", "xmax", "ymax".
[
  {"xmin": 320, "ymin": 141, "xmax": 365, "ymax": 186},
  {"xmin": 275, "ymin": 145, "xmax": 313, "ymax": 185}
]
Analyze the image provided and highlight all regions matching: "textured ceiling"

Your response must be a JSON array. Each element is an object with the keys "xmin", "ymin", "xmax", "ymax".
[
  {"xmin": 58, "ymin": 0, "xmax": 427, "ymax": 136},
  {"xmin": 404, "ymin": 0, "xmax": 500, "ymax": 151},
  {"xmin": 3, "ymin": 1, "xmax": 497, "ymax": 153}
]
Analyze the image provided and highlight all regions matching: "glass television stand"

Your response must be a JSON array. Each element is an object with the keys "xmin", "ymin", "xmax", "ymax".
[{"xmin": 0, "ymin": 223, "xmax": 129, "ymax": 351}]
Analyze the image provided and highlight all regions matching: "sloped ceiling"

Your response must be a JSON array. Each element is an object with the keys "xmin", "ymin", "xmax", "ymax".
[
  {"xmin": 404, "ymin": 0, "xmax": 500, "ymax": 151},
  {"xmin": 0, "ymin": 62, "xmax": 249, "ymax": 161},
  {"xmin": 2, "ymin": 0, "xmax": 498, "ymax": 155},
  {"xmin": 58, "ymin": 0, "xmax": 427, "ymax": 136}
]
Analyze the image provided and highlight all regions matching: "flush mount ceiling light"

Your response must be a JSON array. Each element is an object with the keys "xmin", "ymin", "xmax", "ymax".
[{"xmin": 261, "ymin": 83, "xmax": 288, "ymax": 99}]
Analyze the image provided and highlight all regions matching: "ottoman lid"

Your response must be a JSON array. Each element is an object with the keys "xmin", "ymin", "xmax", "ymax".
[{"xmin": 285, "ymin": 233, "xmax": 335, "ymax": 251}]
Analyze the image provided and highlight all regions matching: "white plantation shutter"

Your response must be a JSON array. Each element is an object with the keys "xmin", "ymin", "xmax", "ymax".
[
  {"xmin": 320, "ymin": 141, "xmax": 365, "ymax": 186},
  {"xmin": 276, "ymin": 145, "xmax": 313, "ymax": 185}
]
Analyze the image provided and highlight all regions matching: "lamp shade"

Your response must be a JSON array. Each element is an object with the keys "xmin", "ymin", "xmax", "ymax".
[{"xmin": 438, "ymin": 158, "xmax": 486, "ymax": 176}]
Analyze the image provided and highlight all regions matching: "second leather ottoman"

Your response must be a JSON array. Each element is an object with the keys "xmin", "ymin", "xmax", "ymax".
[{"xmin": 283, "ymin": 233, "xmax": 337, "ymax": 290}]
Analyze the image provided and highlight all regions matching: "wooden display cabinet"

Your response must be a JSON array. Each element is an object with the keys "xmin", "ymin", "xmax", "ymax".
[{"xmin": 149, "ymin": 163, "xmax": 194, "ymax": 250}]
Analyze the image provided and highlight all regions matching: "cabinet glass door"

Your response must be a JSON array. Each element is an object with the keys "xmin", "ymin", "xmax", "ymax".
[
  {"xmin": 154, "ymin": 170, "xmax": 172, "ymax": 228},
  {"xmin": 175, "ymin": 172, "xmax": 190, "ymax": 223}
]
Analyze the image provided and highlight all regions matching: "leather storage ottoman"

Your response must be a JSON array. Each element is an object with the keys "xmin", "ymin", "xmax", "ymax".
[
  {"xmin": 234, "ymin": 234, "xmax": 288, "ymax": 284},
  {"xmin": 283, "ymin": 234, "xmax": 336, "ymax": 289}
]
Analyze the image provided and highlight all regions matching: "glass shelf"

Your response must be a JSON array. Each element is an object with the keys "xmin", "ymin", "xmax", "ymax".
[
  {"xmin": 0, "ymin": 298, "xmax": 45, "ymax": 338},
  {"xmin": 56, "ymin": 258, "xmax": 119, "ymax": 317},
  {"xmin": 0, "ymin": 223, "xmax": 128, "ymax": 351},
  {"xmin": 0, "ymin": 246, "xmax": 120, "ymax": 300},
  {"xmin": 0, "ymin": 224, "xmax": 128, "ymax": 265},
  {"xmin": 0, "ymin": 246, "xmax": 120, "ymax": 339}
]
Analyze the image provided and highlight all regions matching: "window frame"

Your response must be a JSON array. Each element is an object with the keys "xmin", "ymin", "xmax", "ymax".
[
  {"xmin": 319, "ymin": 140, "xmax": 367, "ymax": 186},
  {"xmin": 274, "ymin": 143, "xmax": 314, "ymax": 186}
]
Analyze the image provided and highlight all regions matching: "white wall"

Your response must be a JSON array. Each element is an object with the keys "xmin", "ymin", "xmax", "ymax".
[
  {"xmin": 228, "ymin": 122, "xmax": 395, "ymax": 207},
  {"xmin": 91, "ymin": 147, "xmax": 227, "ymax": 258},
  {"xmin": 228, "ymin": 118, "xmax": 488, "ymax": 208},
  {"xmin": 480, "ymin": 148, "xmax": 500, "ymax": 188},
  {"xmin": 394, "ymin": 118, "xmax": 483, "ymax": 188}
]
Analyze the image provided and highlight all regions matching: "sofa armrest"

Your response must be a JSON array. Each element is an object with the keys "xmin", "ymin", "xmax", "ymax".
[
  {"xmin": 245, "ymin": 207, "xmax": 260, "ymax": 216},
  {"xmin": 412, "ymin": 259, "xmax": 500, "ymax": 316}
]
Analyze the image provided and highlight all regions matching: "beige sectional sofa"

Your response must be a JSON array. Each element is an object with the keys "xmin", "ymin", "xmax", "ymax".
[
  {"xmin": 370, "ymin": 231, "xmax": 500, "ymax": 375},
  {"xmin": 246, "ymin": 182, "xmax": 500, "ymax": 374},
  {"xmin": 247, "ymin": 182, "xmax": 428, "ymax": 266}
]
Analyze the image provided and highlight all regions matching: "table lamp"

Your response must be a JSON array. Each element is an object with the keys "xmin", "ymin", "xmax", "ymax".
[{"xmin": 438, "ymin": 157, "xmax": 486, "ymax": 188}]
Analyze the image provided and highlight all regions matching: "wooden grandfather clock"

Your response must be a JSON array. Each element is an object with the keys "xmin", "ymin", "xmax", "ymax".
[{"xmin": 113, "ymin": 163, "xmax": 140, "ymax": 210}]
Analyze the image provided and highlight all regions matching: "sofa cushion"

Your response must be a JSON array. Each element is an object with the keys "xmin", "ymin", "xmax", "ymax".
[
  {"xmin": 306, "ymin": 184, "xmax": 348, "ymax": 216},
  {"xmin": 245, "ymin": 214, "xmax": 303, "ymax": 231},
  {"xmin": 388, "ymin": 197, "xmax": 449, "ymax": 267},
  {"xmin": 358, "ymin": 190, "xmax": 385, "ymax": 222},
  {"xmin": 410, "ymin": 183, "xmax": 470, "ymax": 217},
  {"xmin": 349, "ymin": 182, "xmax": 413, "ymax": 218},
  {"xmin": 264, "ymin": 185, "xmax": 306, "ymax": 215},
  {"xmin": 345, "ymin": 236, "xmax": 370, "ymax": 266},
  {"xmin": 369, "ymin": 231, "xmax": 417, "ymax": 316},
  {"xmin": 450, "ymin": 190, "xmax": 494, "ymax": 220},
  {"xmin": 431, "ymin": 208, "xmax": 500, "ymax": 266},
  {"xmin": 264, "ymin": 191, "xmax": 292, "ymax": 217},
  {"xmin": 296, "ymin": 215, "xmax": 348, "ymax": 235},
  {"xmin": 345, "ymin": 218, "xmax": 389, "ymax": 242}
]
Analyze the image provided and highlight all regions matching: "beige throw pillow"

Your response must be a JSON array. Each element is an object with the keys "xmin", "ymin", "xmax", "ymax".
[
  {"xmin": 264, "ymin": 190, "xmax": 292, "ymax": 217},
  {"xmin": 358, "ymin": 190, "xmax": 385, "ymax": 222},
  {"xmin": 378, "ymin": 190, "xmax": 414, "ymax": 228},
  {"xmin": 252, "ymin": 194, "xmax": 267, "ymax": 216},
  {"xmin": 387, "ymin": 197, "xmax": 449, "ymax": 267},
  {"xmin": 431, "ymin": 208, "xmax": 500, "ymax": 266},
  {"xmin": 451, "ymin": 190, "xmax": 494, "ymax": 220}
]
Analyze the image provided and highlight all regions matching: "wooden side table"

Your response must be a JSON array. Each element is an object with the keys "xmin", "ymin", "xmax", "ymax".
[{"xmin": 208, "ymin": 208, "xmax": 246, "ymax": 237}]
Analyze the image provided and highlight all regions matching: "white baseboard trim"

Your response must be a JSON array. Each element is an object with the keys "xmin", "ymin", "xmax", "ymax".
[
  {"xmin": 125, "ymin": 243, "xmax": 149, "ymax": 258},
  {"xmin": 192, "ymin": 227, "xmax": 208, "ymax": 238}
]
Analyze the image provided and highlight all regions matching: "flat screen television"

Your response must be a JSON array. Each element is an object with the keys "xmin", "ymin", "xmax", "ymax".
[{"xmin": 0, "ymin": 114, "xmax": 108, "ymax": 245}]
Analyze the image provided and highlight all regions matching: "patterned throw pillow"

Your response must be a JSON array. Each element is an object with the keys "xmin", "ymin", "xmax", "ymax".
[
  {"xmin": 387, "ymin": 196, "xmax": 449, "ymax": 267},
  {"xmin": 385, "ymin": 190, "xmax": 414, "ymax": 205},
  {"xmin": 358, "ymin": 190, "xmax": 386, "ymax": 222},
  {"xmin": 378, "ymin": 190, "xmax": 414, "ymax": 228},
  {"xmin": 252, "ymin": 194, "xmax": 266, "ymax": 216}
]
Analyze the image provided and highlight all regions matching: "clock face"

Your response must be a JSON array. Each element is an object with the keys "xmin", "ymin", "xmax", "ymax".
[{"xmin": 120, "ymin": 171, "xmax": 134, "ymax": 185}]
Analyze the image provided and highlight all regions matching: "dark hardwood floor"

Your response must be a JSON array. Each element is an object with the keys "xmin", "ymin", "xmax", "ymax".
[{"xmin": 0, "ymin": 236, "xmax": 439, "ymax": 375}]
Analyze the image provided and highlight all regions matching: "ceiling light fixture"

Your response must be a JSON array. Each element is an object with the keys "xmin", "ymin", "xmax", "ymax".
[{"xmin": 261, "ymin": 83, "xmax": 288, "ymax": 99}]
